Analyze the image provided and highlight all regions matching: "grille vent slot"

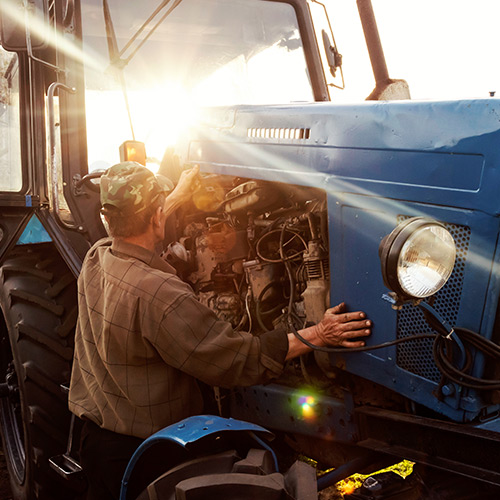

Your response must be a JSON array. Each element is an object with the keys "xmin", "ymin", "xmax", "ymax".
[
  {"xmin": 247, "ymin": 127, "xmax": 311, "ymax": 140},
  {"xmin": 306, "ymin": 259, "xmax": 330, "ymax": 281},
  {"xmin": 396, "ymin": 218, "xmax": 471, "ymax": 383}
]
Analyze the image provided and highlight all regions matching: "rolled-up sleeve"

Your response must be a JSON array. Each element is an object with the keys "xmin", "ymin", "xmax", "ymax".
[{"xmin": 148, "ymin": 291, "xmax": 288, "ymax": 388}]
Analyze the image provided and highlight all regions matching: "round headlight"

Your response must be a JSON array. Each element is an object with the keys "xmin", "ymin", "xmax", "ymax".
[{"xmin": 379, "ymin": 218, "xmax": 456, "ymax": 300}]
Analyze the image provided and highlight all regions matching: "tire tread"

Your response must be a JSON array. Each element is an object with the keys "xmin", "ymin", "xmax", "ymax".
[{"xmin": 0, "ymin": 244, "xmax": 78, "ymax": 500}]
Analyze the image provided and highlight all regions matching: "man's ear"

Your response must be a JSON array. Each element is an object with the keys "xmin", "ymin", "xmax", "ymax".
[{"xmin": 151, "ymin": 205, "xmax": 164, "ymax": 228}]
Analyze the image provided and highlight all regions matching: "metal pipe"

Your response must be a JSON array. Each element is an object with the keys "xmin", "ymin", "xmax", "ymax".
[
  {"xmin": 356, "ymin": 0, "xmax": 389, "ymax": 85},
  {"xmin": 47, "ymin": 82, "xmax": 79, "ymax": 231}
]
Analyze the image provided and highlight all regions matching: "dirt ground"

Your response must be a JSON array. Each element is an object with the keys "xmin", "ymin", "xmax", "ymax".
[{"xmin": 0, "ymin": 448, "xmax": 13, "ymax": 500}]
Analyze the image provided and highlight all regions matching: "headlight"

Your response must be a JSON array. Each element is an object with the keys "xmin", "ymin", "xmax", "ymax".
[{"xmin": 379, "ymin": 218, "xmax": 456, "ymax": 300}]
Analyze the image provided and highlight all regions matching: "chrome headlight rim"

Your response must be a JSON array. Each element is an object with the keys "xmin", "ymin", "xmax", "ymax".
[{"xmin": 379, "ymin": 217, "xmax": 456, "ymax": 300}]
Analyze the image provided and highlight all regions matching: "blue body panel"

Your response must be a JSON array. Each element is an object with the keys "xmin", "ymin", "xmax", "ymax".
[
  {"xmin": 177, "ymin": 98, "xmax": 500, "ymax": 423},
  {"xmin": 16, "ymin": 215, "xmax": 52, "ymax": 245}
]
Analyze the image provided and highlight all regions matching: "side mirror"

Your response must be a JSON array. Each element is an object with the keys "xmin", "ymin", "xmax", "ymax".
[
  {"xmin": 0, "ymin": 0, "xmax": 49, "ymax": 52},
  {"xmin": 321, "ymin": 30, "xmax": 342, "ymax": 78}
]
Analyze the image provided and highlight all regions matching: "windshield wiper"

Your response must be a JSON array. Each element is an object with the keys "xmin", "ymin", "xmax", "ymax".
[
  {"xmin": 102, "ymin": 0, "xmax": 135, "ymax": 138},
  {"xmin": 101, "ymin": 0, "xmax": 184, "ymax": 140},
  {"xmin": 103, "ymin": 0, "xmax": 184, "ymax": 69},
  {"xmin": 102, "ymin": 0, "xmax": 120, "ymax": 66}
]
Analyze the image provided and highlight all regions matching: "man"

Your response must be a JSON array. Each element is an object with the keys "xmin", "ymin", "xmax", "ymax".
[{"xmin": 69, "ymin": 161, "xmax": 372, "ymax": 499}]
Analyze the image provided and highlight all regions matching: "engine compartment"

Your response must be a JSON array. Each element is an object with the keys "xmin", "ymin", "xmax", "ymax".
[{"xmin": 164, "ymin": 174, "xmax": 330, "ymax": 335}]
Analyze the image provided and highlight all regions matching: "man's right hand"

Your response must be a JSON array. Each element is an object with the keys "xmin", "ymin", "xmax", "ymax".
[
  {"xmin": 315, "ymin": 302, "xmax": 371, "ymax": 348},
  {"xmin": 285, "ymin": 302, "xmax": 371, "ymax": 360}
]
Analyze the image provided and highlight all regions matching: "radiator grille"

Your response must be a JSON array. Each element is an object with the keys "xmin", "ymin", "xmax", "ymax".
[{"xmin": 396, "ymin": 219, "xmax": 471, "ymax": 382}]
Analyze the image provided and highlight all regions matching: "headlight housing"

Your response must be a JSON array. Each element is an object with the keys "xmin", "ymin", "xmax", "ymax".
[{"xmin": 379, "ymin": 218, "xmax": 456, "ymax": 300}]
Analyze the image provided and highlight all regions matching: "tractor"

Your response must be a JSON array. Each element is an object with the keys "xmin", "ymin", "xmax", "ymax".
[{"xmin": 0, "ymin": 1, "xmax": 499, "ymax": 499}]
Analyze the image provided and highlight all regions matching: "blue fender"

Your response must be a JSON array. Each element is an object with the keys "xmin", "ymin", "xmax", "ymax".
[{"xmin": 119, "ymin": 415, "xmax": 275, "ymax": 500}]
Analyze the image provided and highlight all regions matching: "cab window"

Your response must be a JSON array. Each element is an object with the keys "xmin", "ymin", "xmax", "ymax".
[{"xmin": 0, "ymin": 44, "xmax": 22, "ymax": 192}]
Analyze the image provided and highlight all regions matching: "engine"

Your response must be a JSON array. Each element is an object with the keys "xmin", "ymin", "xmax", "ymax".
[{"xmin": 164, "ymin": 175, "xmax": 330, "ymax": 334}]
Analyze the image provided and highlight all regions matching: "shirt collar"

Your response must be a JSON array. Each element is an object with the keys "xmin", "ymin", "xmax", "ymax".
[{"xmin": 111, "ymin": 238, "xmax": 177, "ymax": 275}]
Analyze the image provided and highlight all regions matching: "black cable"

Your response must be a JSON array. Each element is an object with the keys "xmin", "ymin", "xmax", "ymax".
[
  {"xmin": 290, "ymin": 309, "xmax": 500, "ymax": 388},
  {"xmin": 289, "ymin": 321, "xmax": 435, "ymax": 353},
  {"xmin": 460, "ymin": 328, "xmax": 500, "ymax": 357},
  {"xmin": 432, "ymin": 327, "xmax": 500, "ymax": 390},
  {"xmin": 256, "ymin": 228, "xmax": 307, "ymax": 263},
  {"xmin": 254, "ymin": 302, "xmax": 271, "ymax": 333},
  {"xmin": 290, "ymin": 315, "xmax": 500, "ymax": 388},
  {"xmin": 280, "ymin": 221, "xmax": 297, "ymax": 317},
  {"xmin": 254, "ymin": 278, "xmax": 287, "ymax": 332}
]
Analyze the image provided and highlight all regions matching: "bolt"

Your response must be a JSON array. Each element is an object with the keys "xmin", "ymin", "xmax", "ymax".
[{"xmin": 441, "ymin": 384, "xmax": 455, "ymax": 397}]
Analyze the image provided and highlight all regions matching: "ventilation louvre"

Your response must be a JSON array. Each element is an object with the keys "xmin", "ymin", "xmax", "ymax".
[{"xmin": 247, "ymin": 127, "xmax": 311, "ymax": 140}]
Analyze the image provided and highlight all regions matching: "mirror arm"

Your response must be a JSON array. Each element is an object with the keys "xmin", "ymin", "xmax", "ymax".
[{"xmin": 23, "ymin": 0, "xmax": 66, "ymax": 73}]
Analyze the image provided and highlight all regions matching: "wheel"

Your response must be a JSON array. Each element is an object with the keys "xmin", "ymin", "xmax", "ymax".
[
  {"xmin": 0, "ymin": 244, "xmax": 78, "ymax": 500},
  {"xmin": 132, "ymin": 448, "xmax": 317, "ymax": 500}
]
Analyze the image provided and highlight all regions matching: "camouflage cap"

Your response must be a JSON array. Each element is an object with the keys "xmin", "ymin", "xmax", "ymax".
[{"xmin": 100, "ymin": 162, "xmax": 174, "ymax": 215}]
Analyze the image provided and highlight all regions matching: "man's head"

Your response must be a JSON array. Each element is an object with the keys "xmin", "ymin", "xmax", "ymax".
[{"xmin": 100, "ymin": 162, "xmax": 174, "ymax": 238}]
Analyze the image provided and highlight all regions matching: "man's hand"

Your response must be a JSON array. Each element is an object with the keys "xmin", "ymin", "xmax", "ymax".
[
  {"xmin": 285, "ymin": 302, "xmax": 371, "ymax": 360},
  {"xmin": 172, "ymin": 165, "xmax": 200, "ymax": 203},
  {"xmin": 163, "ymin": 165, "xmax": 200, "ymax": 217},
  {"xmin": 315, "ymin": 302, "xmax": 371, "ymax": 348}
]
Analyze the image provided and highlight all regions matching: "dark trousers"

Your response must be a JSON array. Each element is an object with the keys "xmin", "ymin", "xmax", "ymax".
[{"xmin": 80, "ymin": 420, "xmax": 143, "ymax": 500}]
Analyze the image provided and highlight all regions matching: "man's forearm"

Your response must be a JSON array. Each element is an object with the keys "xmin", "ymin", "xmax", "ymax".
[
  {"xmin": 285, "ymin": 325, "xmax": 321, "ymax": 360},
  {"xmin": 163, "ymin": 191, "xmax": 185, "ymax": 219}
]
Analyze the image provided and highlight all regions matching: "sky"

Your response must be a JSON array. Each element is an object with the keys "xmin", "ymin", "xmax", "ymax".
[{"xmin": 325, "ymin": 0, "xmax": 500, "ymax": 102}]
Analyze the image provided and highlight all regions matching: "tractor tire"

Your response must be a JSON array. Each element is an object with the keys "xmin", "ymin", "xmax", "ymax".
[
  {"xmin": 0, "ymin": 244, "xmax": 79, "ymax": 500},
  {"xmin": 133, "ymin": 449, "xmax": 317, "ymax": 500}
]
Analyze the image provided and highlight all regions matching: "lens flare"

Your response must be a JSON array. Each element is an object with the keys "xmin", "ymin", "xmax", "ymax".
[{"xmin": 298, "ymin": 395, "xmax": 316, "ymax": 420}]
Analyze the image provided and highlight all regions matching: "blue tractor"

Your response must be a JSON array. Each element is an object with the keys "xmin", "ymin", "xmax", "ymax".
[{"xmin": 0, "ymin": 0, "xmax": 499, "ymax": 499}]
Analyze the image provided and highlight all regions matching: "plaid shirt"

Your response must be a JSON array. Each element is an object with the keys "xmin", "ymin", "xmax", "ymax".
[{"xmin": 69, "ymin": 238, "xmax": 288, "ymax": 439}]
